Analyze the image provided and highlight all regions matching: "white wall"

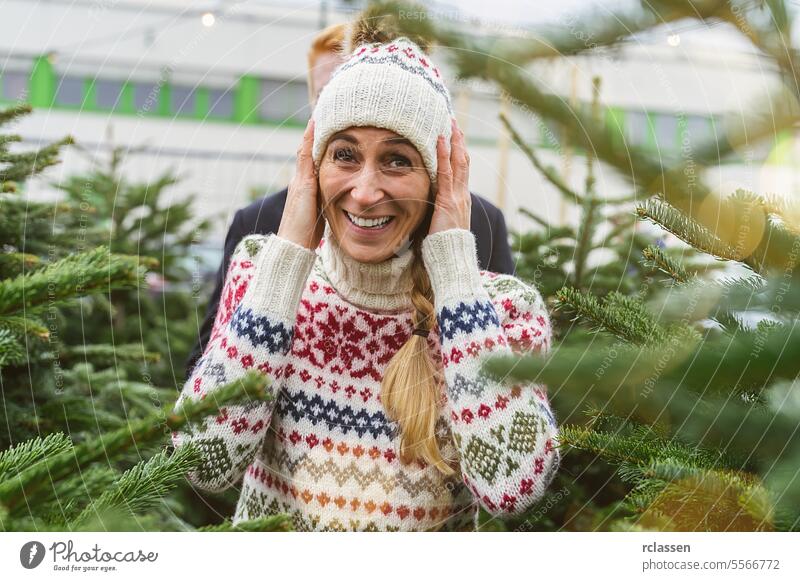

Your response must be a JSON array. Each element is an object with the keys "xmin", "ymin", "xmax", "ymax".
[{"xmin": 5, "ymin": 0, "xmax": 798, "ymax": 263}]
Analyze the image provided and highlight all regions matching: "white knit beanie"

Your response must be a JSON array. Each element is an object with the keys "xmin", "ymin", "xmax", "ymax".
[{"xmin": 312, "ymin": 36, "xmax": 454, "ymax": 187}]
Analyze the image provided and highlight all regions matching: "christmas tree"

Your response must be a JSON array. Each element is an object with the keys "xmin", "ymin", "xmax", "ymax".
[
  {"xmin": 54, "ymin": 143, "xmax": 214, "ymax": 389},
  {"xmin": 371, "ymin": 0, "xmax": 800, "ymax": 531},
  {"xmin": 0, "ymin": 105, "xmax": 287, "ymax": 531}
]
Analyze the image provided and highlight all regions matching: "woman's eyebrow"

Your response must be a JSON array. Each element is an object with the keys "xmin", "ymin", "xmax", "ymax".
[
  {"xmin": 382, "ymin": 136, "xmax": 414, "ymax": 148},
  {"xmin": 328, "ymin": 132, "xmax": 358, "ymax": 144}
]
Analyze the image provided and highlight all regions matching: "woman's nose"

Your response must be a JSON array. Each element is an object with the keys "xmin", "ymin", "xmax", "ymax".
[{"xmin": 349, "ymin": 166, "xmax": 385, "ymax": 206}]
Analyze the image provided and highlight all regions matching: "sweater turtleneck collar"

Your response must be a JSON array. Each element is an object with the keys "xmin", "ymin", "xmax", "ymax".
[{"xmin": 316, "ymin": 222, "xmax": 416, "ymax": 313}]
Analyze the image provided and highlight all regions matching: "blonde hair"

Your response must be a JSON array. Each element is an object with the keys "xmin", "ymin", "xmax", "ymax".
[{"xmin": 380, "ymin": 238, "xmax": 456, "ymax": 476}]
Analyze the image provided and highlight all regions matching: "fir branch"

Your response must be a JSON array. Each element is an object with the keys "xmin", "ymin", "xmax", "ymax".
[
  {"xmin": 574, "ymin": 195, "xmax": 601, "ymax": 288},
  {"xmin": 60, "ymin": 344, "xmax": 160, "ymax": 367},
  {"xmin": 556, "ymin": 287, "xmax": 666, "ymax": 345},
  {"xmin": 598, "ymin": 215, "xmax": 638, "ymax": 246},
  {"xmin": 0, "ymin": 315, "xmax": 49, "ymax": 339},
  {"xmin": 374, "ymin": 1, "xmax": 727, "ymax": 65},
  {"xmin": 641, "ymin": 244, "xmax": 693, "ymax": 283},
  {"xmin": 0, "ymin": 433, "xmax": 73, "ymax": 479},
  {"xmin": 496, "ymin": 0, "xmax": 730, "ymax": 63},
  {"xmin": 640, "ymin": 194, "xmax": 800, "ymax": 275},
  {"xmin": 499, "ymin": 111, "xmax": 585, "ymax": 205},
  {"xmin": 517, "ymin": 207, "xmax": 572, "ymax": 235},
  {"xmin": 712, "ymin": 308, "xmax": 746, "ymax": 335},
  {"xmin": 37, "ymin": 465, "xmax": 118, "ymax": 527},
  {"xmin": 71, "ymin": 445, "xmax": 202, "ymax": 528},
  {"xmin": 0, "ymin": 104, "xmax": 33, "ymax": 124},
  {"xmin": 714, "ymin": 274, "xmax": 766, "ymax": 294},
  {"xmin": 558, "ymin": 424, "xmax": 730, "ymax": 471},
  {"xmin": 376, "ymin": 1, "xmax": 709, "ymax": 207},
  {"xmin": 0, "ymin": 327, "xmax": 26, "ymax": 366},
  {"xmin": 0, "ymin": 246, "xmax": 155, "ymax": 317},
  {"xmin": 0, "ymin": 252, "xmax": 40, "ymax": 278},
  {"xmin": 0, "ymin": 136, "xmax": 74, "ymax": 183},
  {"xmin": 379, "ymin": 2, "xmax": 800, "ymax": 215},
  {"xmin": 633, "ymin": 460, "xmax": 774, "ymax": 531},
  {"xmin": 0, "ymin": 370, "xmax": 271, "ymax": 513},
  {"xmin": 636, "ymin": 198, "xmax": 740, "ymax": 264}
]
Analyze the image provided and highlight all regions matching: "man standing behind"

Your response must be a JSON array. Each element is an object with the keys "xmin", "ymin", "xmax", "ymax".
[{"xmin": 184, "ymin": 23, "xmax": 516, "ymax": 380}]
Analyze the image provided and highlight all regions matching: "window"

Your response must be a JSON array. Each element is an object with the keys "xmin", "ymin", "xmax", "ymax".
[
  {"xmin": 259, "ymin": 79, "xmax": 309, "ymax": 123},
  {"xmin": 170, "ymin": 85, "xmax": 196, "ymax": 116},
  {"xmin": 678, "ymin": 114, "xmax": 712, "ymax": 148},
  {"xmin": 134, "ymin": 81, "xmax": 161, "ymax": 113},
  {"xmin": 1, "ymin": 71, "xmax": 28, "ymax": 101},
  {"xmin": 208, "ymin": 87, "xmax": 233, "ymax": 118},
  {"xmin": 95, "ymin": 79, "xmax": 123, "ymax": 109},
  {"xmin": 654, "ymin": 113, "xmax": 679, "ymax": 152},
  {"xmin": 625, "ymin": 110, "xmax": 651, "ymax": 147},
  {"xmin": 55, "ymin": 75, "xmax": 84, "ymax": 106}
]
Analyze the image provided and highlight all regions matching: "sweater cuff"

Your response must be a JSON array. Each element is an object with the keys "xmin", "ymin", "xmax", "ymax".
[
  {"xmin": 242, "ymin": 234, "xmax": 316, "ymax": 322},
  {"xmin": 422, "ymin": 229, "xmax": 484, "ymax": 304}
]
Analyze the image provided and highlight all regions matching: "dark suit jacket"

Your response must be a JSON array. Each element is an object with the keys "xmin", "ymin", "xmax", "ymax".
[{"xmin": 184, "ymin": 188, "xmax": 515, "ymax": 380}]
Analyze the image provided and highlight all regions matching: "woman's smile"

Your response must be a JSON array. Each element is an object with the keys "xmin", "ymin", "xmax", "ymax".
[{"xmin": 342, "ymin": 209, "xmax": 395, "ymax": 236}]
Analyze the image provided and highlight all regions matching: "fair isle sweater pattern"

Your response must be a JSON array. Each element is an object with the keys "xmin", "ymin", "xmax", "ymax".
[{"xmin": 171, "ymin": 229, "xmax": 560, "ymax": 531}]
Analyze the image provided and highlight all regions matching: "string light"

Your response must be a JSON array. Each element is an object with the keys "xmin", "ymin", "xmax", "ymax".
[
  {"xmin": 201, "ymin": 12, "xmax": 216, "ymax": 28},
  {"xmin": 667, "ymin": 34, "xmax": 681, "ymax": 47}
]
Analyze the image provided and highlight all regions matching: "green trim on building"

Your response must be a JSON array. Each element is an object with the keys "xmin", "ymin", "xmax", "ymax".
[
  {"xmin": 234, "ymin": 75, "xmax": 260, "ymax": 124},
  {"xmin": 195, "ymin": 87, "xmax": 210, "ymax": 120},
  {"xmin": 158, "ymin": 84, "xmax": 171, "ymax": 117},
  {"xmin": 605, "ymin": 106, "xmax": 626, "ymax": 149},
  {"xmin": 84, "ymin": 78, "xmax": 97, "ymax": 110},
  {"xmin": 119, "ymin": 81, "xmax": 135, "ymax": 114},
  {"xmin": 0, "ymin": 53, "xmax": 753, "ymax": 163},
  {"xmin": 29, "ymin": 56, "xmax": 55, "ymax": 107}
]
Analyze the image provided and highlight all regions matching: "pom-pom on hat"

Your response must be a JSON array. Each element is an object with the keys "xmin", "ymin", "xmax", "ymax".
[{"xmin": 311, "ymin": 16, "xmax": 453, "ymax": 187}]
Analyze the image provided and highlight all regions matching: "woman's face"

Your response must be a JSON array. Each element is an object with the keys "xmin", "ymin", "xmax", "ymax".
[{"xmin": 319, "ymin": 126, "xmax": 432, "ymax": 263}]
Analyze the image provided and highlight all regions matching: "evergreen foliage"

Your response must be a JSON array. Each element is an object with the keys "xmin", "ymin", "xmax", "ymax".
[
  {"xmin": 0, "ymin": 106, "xmax": 286, "ymax": 532},
  {"xmin": 374, "ymin": 0, "xmax": 800, "ymax": 531}
]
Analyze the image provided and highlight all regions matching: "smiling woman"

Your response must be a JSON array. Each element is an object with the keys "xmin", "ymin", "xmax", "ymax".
[
  {"xmin": 320, "ymin": 127, "xmax": 431, "ymax": 263},
  {"xmin": 171, "ymin": 13, "xmax": 559, "ymax": 532}
]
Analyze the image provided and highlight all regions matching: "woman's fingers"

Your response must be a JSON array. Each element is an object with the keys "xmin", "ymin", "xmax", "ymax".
[
  {"xmin": 436, "ymin": 134, "xmax": 452, "ymax": 199},
  {"xmin": 450, "ymin": 118, "xmax": 469, "ymax": 192},
  {"xmin": 296, "ymin": 118, "xmax": 316, "ymax": 182},
  {"xmin": 280, "ymin": 118, "xmax": 322, "ymax": 249}
]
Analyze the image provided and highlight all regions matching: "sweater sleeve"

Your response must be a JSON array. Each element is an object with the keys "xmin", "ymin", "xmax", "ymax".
[
  {"xmin": 171, "ymin": 233, "xmax": 316, "ymax": 493},
  {"xmin": 422, "ymin": 228, "xmax": 559, "ymax": 516}
]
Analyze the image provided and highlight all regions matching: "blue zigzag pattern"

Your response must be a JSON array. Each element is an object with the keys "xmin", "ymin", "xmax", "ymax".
[
  {"xmin": 231, "ymin": 306, "xmax": 293, "ymax": 353},
  {"xmin": 276, "ymin": 389, "xmax": 395, "ymax": 439},
  {"xmin": 437, "ymin": 300, "xmax": 500, "ymax": 341}
]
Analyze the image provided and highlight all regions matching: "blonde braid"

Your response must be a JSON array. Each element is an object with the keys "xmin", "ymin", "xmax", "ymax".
[{"xmin": 380, "ymin": 239, "xmax": 455, "ymax": 475}]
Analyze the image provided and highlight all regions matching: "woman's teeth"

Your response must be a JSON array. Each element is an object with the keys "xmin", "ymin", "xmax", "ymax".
[{"xmin": 345, "ymin": 211, "xmax": 393, "ymax": 229}]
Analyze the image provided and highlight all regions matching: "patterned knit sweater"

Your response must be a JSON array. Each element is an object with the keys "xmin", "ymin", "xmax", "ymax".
[{"xmin": 171, "ymin": 227, "xmax": 559, "ymax": 531}]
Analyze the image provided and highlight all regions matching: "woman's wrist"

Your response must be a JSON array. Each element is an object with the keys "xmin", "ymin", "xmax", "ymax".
[
  {"xmin": 421, "ymin": 228, "xmax": 484, "ymax": 305},
  {"xmin": 276, "ymin": 224, "xmax": 317, "ymax": 251},
  {"xmin": 242, "ymin": 234, "xmax": 316, "ymax": 321}
]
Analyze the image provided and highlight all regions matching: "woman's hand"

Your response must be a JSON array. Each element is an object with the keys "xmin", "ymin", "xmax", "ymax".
[
  {"xmin": 428, "ymin": 117, "xmax": 471, "ymax": 235},
  {"xmin": 277, "ymin": 118, "xmax": 326, "ymax": 250}
]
